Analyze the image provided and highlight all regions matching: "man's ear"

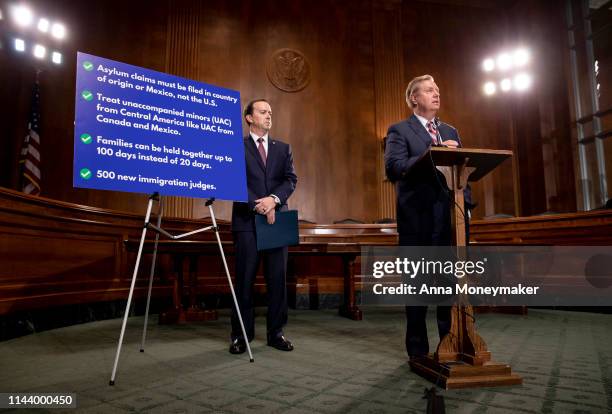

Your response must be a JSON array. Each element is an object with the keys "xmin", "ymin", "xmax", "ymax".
[{"xmin": 245, "ymin": 114, "xmax": 253, "ymax": 124}]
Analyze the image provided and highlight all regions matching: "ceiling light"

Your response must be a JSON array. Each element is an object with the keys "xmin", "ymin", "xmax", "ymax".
[
  {"xmin": 38, "ymin": 18, "xmax": 50, "ymax": 32},
  {"xmin": 52, "ymin": 51, "xmax": 62, "ymax": 64},
  {"xmin": 497, "ymin": 53, "xmax": 512, "ymax": 71},
  {"xmin": 33, "ymin": 44, "xmax": 46, "ymax": 59},
  {"xmin": 482, "ymin": 58, "xmax": 495, "ymax": 72},
  {"xmin": 513, "ymin": 48, "xmax": 529, "ymax": 67},
  {"xmin": 513, "ymin": 73, "xmax": 532, "ymax": 91},
  {"xmin": 51, "ymin": 23, "xmax": 66, "ymax": 39},
  {"xmin": 500, "ymin": 78, "xmax": 512, "ymax": 92},
  {"xmin": 12, "ymin": 5, "xmax": 33, "ymax": 26},
  {"xmin": 14, "ymin": 38, "xmax": 25, "ymax": 52},
  {"xmin": 483, "ymin": 82, "xmax": 496, "ymax": 96}
]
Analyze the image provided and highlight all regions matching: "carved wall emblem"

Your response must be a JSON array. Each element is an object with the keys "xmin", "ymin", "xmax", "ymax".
[{"xmin": 266, "ymin": 48, "xmax": 311, "ymax": 92}]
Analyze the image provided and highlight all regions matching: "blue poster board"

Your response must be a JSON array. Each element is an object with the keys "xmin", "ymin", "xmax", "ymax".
[{"xmin": 73, "ymin": 52, "xmax": 247, "ymax": 201}]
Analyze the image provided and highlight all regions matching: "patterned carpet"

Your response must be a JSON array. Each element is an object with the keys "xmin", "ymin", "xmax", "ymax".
[{"xmin": 0, "ymin": 308, "xmax": 610, "ymax": 413}]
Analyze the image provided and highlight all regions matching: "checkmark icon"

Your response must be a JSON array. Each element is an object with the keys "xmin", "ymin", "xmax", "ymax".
[
  {"xmin": 80, "ymin": 133, "xmax": 92, "ymax": 144},
  {"xmin": 80, "ymin": 168, "xmax": 92, "ymax": 180},
  {"xmin": 82, "ymin": 61, "xmax": 94, "ymax": 71},
  {"xmin": 81, "ymin": 90, "xmax": 93, "ymax": 101}
]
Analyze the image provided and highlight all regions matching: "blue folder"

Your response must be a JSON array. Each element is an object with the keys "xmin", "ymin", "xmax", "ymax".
[{"xmin": 255, "ymin": 210, "xmax": 299, "ymax": 251}]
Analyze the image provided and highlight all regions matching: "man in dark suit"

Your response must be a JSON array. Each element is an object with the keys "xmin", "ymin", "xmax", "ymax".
[
  {"xmin": 229, "ymin": 99, "xmax": 298, "ymax": 354},
  {"xmin": 384, "ymin": 75, "xmax": 460, "ymax": 359}
]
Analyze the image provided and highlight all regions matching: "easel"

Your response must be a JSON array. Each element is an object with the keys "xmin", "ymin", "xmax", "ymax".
[{"xmin": 109, "ymin": 193, "xmax": 253, "ymax": 386}]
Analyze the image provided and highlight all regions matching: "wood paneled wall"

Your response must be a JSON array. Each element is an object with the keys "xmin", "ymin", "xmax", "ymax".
[
  {"xmin": 510, "ymin": 0, "xmax": 577, "ymax": 214},
  {"xmin": 401, "ymin": 1, "xmax": 521, "ymax": 218},
  {"xmin": 372, "ymin": 0, "xmax": 405, "ymax": 220},
  {"xmin": 163, "ymin": 0, "xmax": 202, "ymax": 218},
  {"xmin": 0, "ymin": 0, "xmax": 575, "ymax": 223}
]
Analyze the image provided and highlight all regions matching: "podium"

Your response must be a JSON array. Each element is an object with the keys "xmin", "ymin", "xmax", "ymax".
[{"xmin": 408, "ymin": 147, "xmax": 523, "ymax": 389}]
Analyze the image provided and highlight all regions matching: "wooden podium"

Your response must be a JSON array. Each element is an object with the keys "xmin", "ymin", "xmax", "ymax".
[{"xmin": 408, "ymin": 147, "xmax": 523, "ymax": 389}]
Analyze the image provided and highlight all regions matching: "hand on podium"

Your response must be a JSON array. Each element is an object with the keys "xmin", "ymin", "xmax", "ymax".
[{"xmin": 441, "ymin": 139, "xmax": 459, "ymax": 148}]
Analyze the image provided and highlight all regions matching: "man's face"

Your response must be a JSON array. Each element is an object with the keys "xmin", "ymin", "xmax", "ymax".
[
  {"xmin": 412, "ymin": 80, "xmax": 440, "ymax": 113},
  {"xmin": 247, "ymin": 101, "xmax": 272, "ymax": 132}
]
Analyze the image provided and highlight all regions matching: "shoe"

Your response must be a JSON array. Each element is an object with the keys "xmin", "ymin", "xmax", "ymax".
[
  {"xmin": 267, "ymin": 335, "xmax": 294, "ymax": 351},
  {"xmin": 229, "ymin": 338, "xmax": 246, "ymax": 354}
]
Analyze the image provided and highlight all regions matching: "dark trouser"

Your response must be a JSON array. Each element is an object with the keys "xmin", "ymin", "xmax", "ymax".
[
  {"xmin": 405, "ymin": 306, "xmax": 451, "ymax": 357},
  {"xmin": 231, "ymin": 231, "xmax": 288, "ymax": 342},
  {"xmin": 399, "ymin": 194, "xmax": 452, "ymax": 357}
]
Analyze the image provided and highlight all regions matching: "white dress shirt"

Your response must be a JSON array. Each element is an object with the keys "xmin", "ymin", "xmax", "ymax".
[
  {"xmin": 413, "ymin": 113, "xmax": 435, "ymax": 130},
  {"xmin": 248, "ymin": 131, "xmax": 280, "ymax": 205},
  {"xmin": 250, "ymin": 131, "xmax": 269, "ymax": 153},
  {"xmin": 413, "ymin": 113, "xmax": 442, "ymax": 145}
]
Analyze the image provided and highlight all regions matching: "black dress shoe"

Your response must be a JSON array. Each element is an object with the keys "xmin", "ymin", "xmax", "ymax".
[
  {"xmin": 229, "ymin": 338, "xmax": 246, "ymax": 354},
  {"xmin": 267, "ymin": 335, "xmax": 294, "ymax": 351}
]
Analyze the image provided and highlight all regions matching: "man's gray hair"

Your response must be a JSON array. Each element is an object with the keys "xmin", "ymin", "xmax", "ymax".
[{"xmin": 405, "ymin": 74, "xmax": 434, "ymax": 108}]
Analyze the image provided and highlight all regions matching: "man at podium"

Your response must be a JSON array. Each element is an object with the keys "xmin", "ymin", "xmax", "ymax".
[{"xmin": 384, "ymin": 74, "xmax": 460, "ymax": 360}]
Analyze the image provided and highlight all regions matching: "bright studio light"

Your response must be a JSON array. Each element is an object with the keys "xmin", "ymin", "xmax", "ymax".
[
  {"xmin": 33, "ymin": 44, "xmax": 46, "ymax": 59},
  {"xmin": 38, "ymin": 18, "xmax": 50, "ymax": 32},
  {"xmin": 483, "ymin": 82, "xmax": 496, "ymax": 95},
  {"xmin": 500, "ymin": 78, "xmax": 512, "ymax": 92},
  {"xmin": 51, "ymin": 23, "xmax": 66, "ymax": 39},
  {"xmin": 14, "ymin": 38, "xmax": 26, "ymax": 52},
  {"xmin": 12, "ymin": 5, "xmax": 33, "ymax": 26},
  {"xmin": 513, "ymin": 48, "xmax": 529, "ymax": 67},
  {"xmin": 480, "ymin": 47, "xmax": 533, "ymax": 96},
  {"xmin": 513, "ymin": 73, "xmax": 532, "ymax": 91},
  {"xmin": 482, "ymin": 58, "xmax": 495, "ymax": 72},
  {"xmin": 52, "ymin": 51, "xmax": 62, "ymax": 64},
  {"xmin": 497, "ymin": 53, "xmax": 513, "ymax": 71}
]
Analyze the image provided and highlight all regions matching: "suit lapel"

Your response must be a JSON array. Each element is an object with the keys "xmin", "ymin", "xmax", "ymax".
[
  {"xmin": 437, "ymin": 123, "xmax": 461, "ymax": 147},
  {"xmin": 265, "ymin": 138, "xmax": 279, "ymax": 178},
  {"xmin": 407, "ymin": 114, "xmax": 433, "ymax": 147},
  {"xmin": 245, "ymin": 137, "xmax": 266, "ymax": 173}
]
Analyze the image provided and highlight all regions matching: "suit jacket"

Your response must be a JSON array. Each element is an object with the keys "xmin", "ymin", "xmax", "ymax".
[
  {"xmin": 384, "ymin": 114, "xmax": 462, "ymax": 239},
  {"xmin": 232, "ymin": 136, "xmax": 298, "ymax": 232}
]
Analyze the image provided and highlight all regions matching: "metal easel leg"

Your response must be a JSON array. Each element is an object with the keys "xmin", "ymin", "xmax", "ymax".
[
  {"xmin": 109, "ymin": 195, "xmax": 156, "ymax": 385},
  {"xmin": 208, "ymin": 201, "xmax": 254, "ymax": 362},
  {"xmin": 140, "ymin": 197, "xmax": 164, "ymax": 352}
]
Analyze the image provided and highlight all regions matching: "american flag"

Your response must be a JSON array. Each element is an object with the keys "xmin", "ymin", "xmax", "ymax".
[{"xmin": 19, "ymin": 81, "xmax": 42, "ymax": 195}]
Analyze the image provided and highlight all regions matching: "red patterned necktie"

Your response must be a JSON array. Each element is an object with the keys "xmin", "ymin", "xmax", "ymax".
[
  {"xmin": 257, "ymin": 137, "xmax": 267, "ymax": 166},
  {"xmin": 427, "ymin": 121, "xmax": 439, "ymax": 145}
]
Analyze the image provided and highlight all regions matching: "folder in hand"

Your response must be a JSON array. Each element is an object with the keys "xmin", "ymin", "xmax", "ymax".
[{"xmin": 255, "ymin": 210, "xmax": 299, "ymax": 251}]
